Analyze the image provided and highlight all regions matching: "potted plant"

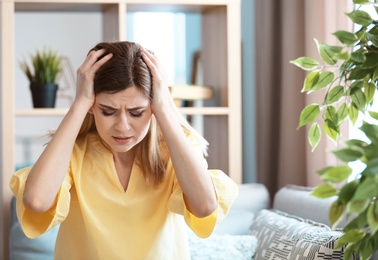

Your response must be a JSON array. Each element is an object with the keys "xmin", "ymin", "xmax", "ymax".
[
  {"xmin": 291, "ymin": 0, "xmax": 378, "ymax": 259},
  {"xmin": 20, "ymin": 48, "xmax": 63, "ymax": 108}
]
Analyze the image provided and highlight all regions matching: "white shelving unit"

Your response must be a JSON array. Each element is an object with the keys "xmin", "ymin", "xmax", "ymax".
[{"xmin": 0, "ymin": 0, "xmax": 241, "ymax": 258}]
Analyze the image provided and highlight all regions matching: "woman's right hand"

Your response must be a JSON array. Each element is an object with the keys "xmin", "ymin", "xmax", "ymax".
[
  {"xmin": 74, "ymin": 49, "xmax": 113, "ymax": 110},
  {"xmin": 23, "ymin": 49, "xmax": 113, "ymax": 213}
]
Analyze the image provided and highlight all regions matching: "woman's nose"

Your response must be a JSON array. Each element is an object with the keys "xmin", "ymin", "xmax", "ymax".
[{"xmin": 115, "ymin": 113, "xmax": 131, "ymax": 131}]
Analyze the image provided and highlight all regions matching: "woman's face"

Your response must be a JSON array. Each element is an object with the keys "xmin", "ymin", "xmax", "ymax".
[{"xmin": 91, "ymin": 86, "xmax": 152, "ymax": 156}]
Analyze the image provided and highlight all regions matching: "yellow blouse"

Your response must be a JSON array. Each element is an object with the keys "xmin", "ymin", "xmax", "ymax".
[{"xmin": 10, "ymin": 132, "xmax": 238, "ymax": 260}]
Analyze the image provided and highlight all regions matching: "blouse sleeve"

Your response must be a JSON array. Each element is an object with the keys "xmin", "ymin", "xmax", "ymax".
[
  {"xmin": 168, "ymin": 169, "xmax": 238, "ymax": 238},
  {"xmin": 9, "ymin": 166, "xmax": 73, "ymax": 238}
]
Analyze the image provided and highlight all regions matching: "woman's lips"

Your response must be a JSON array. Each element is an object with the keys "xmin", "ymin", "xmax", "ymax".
[{"xmin": 113, "ymin": 136, "xmax": 132, "ymax": 144}]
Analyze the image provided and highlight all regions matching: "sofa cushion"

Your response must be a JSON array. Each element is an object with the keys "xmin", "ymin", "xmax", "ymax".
[
  {"xmin": 273, "ymin": 185, "xmax": 343, "ymax": 227},
  {"xmin": 213, "ymin": 210, "xmax": 254, "ymax": 235},
  {"xmin": 211, "ymin": 183, "xmax": 268, "ymax": 236},
  {"xmin": 232, "ymin": 183, "xmax": 270, "ymax": 214},
  {"xmin": 10, "ymin": 197, "xmax": 58, "ymax": 260},
  {"xmin": 188, "ymin": 231, "xmax": 258, "ymax": 260},
  {"xmin": 249, "ymin": 209, "xmax": 353, "ymax": 260}
]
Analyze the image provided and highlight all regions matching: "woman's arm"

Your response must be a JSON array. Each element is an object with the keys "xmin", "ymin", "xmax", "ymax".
[
  {"xmin": 23, "ymin": 50, "xmax": 112, "ymax": 213},
  {"xmin": 141, "ymin": 48, "xmax": 217, "ymax": 218}
]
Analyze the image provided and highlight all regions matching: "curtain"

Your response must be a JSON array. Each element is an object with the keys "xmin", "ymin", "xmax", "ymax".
[{"xmin": 254, "ymin": 0, "xmax": 353, "ymax": 197}]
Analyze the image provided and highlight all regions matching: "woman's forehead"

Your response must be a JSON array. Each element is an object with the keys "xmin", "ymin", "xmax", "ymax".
[{"xmin": 96, "ymin": 86, "xmax": 150, "ymax": 107}]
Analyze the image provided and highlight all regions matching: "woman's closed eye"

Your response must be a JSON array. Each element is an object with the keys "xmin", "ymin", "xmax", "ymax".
[
  {"xmin": 130, "ymin": 112, "xmax": 143, "ymax": 118},
  {"xmin": 101, "ymin": 110, "xmax": 116, "ymax": 116}
]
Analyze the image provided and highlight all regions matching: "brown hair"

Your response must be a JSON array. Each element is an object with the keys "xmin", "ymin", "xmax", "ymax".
[{"xmin": 78, "ymin": 41, "xmax": 208, "ymax": 185}]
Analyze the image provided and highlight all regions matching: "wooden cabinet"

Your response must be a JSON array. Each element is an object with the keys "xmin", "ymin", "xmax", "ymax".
[{"xmin": 0, "ymin": 0, "xmax": 241, "ymax": 258}]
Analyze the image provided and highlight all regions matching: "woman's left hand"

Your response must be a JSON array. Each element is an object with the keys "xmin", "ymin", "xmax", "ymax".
[
  {"xmin": 141, "ymin": 46, "xmax": 217, "ymax": 218},
  {"xmin": 140, "ymin": 46, "xmax": 173, "ymax": 116}
]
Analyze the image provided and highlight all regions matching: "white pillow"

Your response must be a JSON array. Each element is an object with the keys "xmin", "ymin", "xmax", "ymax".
[
  {"xmin": 213, "ymin": 210, "xmax": 254, "ymax": 235},
  {"xmin": 188, "ymin": 231, "xmax": 257, "ymax": 260}
]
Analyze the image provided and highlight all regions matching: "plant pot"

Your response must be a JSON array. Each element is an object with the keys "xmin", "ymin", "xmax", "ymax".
[{"xmin": 30, "ymin": 83, "xmax": 58, "ymax": 108}]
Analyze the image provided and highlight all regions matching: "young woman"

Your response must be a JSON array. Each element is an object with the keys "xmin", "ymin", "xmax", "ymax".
[{"xmin": 10, "ymin": 41, "xmax": 238, "ymax": 259}]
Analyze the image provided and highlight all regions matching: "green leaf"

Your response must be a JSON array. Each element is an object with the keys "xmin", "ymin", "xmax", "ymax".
[
  {"xmin": 312, "ymin": 71, "xmax": 334, "ymax": 91},
  {"xmin": 345, "ymin": 139, "xmax": 368, "ymax": 148},
  {"xmin": 347, "ymin": 198, "xmax": 370, "ymax": 214},
  {"xmin": 349, "ymin": 67, "xmax": 373, "ymax": 80},
  {"xmin": 324, "ymin": 119, "xmax": 339, "ymax": 143},
  {"xmin": 373, "ymin": 66, "xmax": 378, "ymax": 81},
  {"xmin": 333, "ymin": 30, "xmax": 358, "ymax": 46},
  {"xmin": 366, "ymin": 32, "xmax": 378, "ymax": 47},
  {"xmin": 347, "ymin": 10, "xmax": 373, "ymax": 27},
  {"xmin": 364, "ymin": 82, "xmax": 376, "ymax": 105},
  {"xmin": 325, "ymin": 85, "xmax": 344, "ymax": 104},
  {"xmin": 334, "ymin": 51, "xmax": 349, "ymax": 60},
  {"xmin": 329, "ymin": 200, "xmax": 344, "ymax": 228},
  {"xmin": 338, "ymin": 229, "xmax": 366, "ymax": 244},
  {"xmin": 302, "ymin": 71, "xmax": 320, "ymax": 92},
  {"xmin": 352, "ymin": 178, "xmax": 378, "ymax": 200},
  {"xmin": 333, "ymin": 148, "xmax": 362, "ymax": 162},
  {"xmin": 343, "ymin": 244, "xmax": 356, "ymax": 260},
  {"xmin": 321, "ymin": 165, "xmax": 352, "ymax": 183},
  {"xmin": 337, "ymin": 103, "xmax": 349, "ymax": 125},
  {"xmin": 362, "ymin": 52, "xmax": 378, "ymax": 69},
  {"xmin": 353, "ymin": 0, "xmax": 370, "ymax": 4},
  {"xmin": 324, "ymin": 106, "xmax": 337, "ymax": 123},
  {"xmin": 298, "ymin": 104, "xmax": 320, "ymax": 129},
  {"xmin": 349, "ymin": 104, "xmax": 359, "ymax": 125},
  {"xmin": 290, "ymin": 57, "xmax": 319, "ymax": 71},
  {"xmin": 316, "ymin": 166, "xmax": 333, "ymax": 176},
  {"xmin": 350, "ymin": 87, "xmax": 366, "ymax": 111},
  {"xmin": 367, "ymin": 202, "xmax": 378, "ymax": 235},
  {"xmin": 308, "ymin": 122, "xmax": 321, "ymax": 151},
  {"xmin": 344, "ymin": 209, "xmax": 368, "ymax": 230},
  {"xmin": 316, "ymin": 39, "xmax": 340, "ymax": 65},
  {"xmin": 361, "ymin": 158, "xmax": 378, "ymax": 177},
  {"xmin": 369, "ymin": 111, "xmax": 378, "ymax": 120},
  {"xmin": 338, "ymin": 179, "xmax": 359, "ymax": 204},
  {"xmin": 310, "ymin": 184, "xmax": 337, "ymax": 198},
  {"xmin": 359, "ymin": 123, "xmax": 378, "ymax": 144},
  {"xmin": 20, "ymin": 47, "xmax": 62, "ymax": 84},
  {"xmin": 360, "ymin": 237, "xmax": 374, "ymax": 260},
  {"xmin": 351, "ymin": 51, "xmax": 366, "ymax": 63}
]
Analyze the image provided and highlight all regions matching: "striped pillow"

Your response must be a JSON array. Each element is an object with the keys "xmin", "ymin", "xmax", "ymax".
[{"xmin": 249, "ymin": 209, "xmax": 351, "ymax": 260}]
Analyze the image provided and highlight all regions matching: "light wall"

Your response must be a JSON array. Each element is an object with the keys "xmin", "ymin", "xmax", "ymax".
[
  {"xmin": 14, "ymin": 4, "xmax": 257, "ymax": 181},
  {"xmin": 15, "ymin": 12, "xmax": 102, "ymax": 166}
]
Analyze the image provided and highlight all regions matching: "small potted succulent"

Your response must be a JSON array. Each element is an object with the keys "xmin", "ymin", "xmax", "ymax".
[{"xmin": 20, "ymin": 48, "xmax": 63, "ymax": 108}]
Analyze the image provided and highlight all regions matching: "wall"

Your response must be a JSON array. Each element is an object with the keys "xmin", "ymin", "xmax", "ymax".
[
  {"xmin": 14, "ymin": 11, "xmax": 102, "ymax": 166},
  {"xmin": 241, "ymin": 0, "xmax": 256, "ymax": 182},
  {"xmin": 14, "ymin": 4, "xmax": 256, "ymax": 179}
]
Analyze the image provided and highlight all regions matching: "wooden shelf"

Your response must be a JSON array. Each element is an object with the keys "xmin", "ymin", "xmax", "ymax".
[
  {"xmin": 169, "ymin": 85, "xmax": 214, "ymax": 100},
  {"xmin": 15, "ymin": 107, "xmax": 229, "ymax": 117},
  {"xmin": 15, "ymin": 108, "xmax": 68, "ymax": 116},
  {"xmin": 14, "ymin": 0, "xmax": 228, "ymax": 13},
  {"xmin": 1, "ymin": 1, "xmax": 241, "ymax": 258}
]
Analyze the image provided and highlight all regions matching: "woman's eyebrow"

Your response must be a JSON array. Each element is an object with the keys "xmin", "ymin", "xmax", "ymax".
[
  {"xmin": 128, "ymin": 106, "xmax": 146, "ymax": 111},
  {"xmin": 99, "ymin": 104, "xmax": 116, "ymax": 110},
  {"xmin": 98, "ymin": 104, "xmax": 146, "ymax": 111}
]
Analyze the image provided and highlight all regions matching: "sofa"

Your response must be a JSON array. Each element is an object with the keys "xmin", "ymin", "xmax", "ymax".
[
  {"xmin": 9, "ymin": 184, "xmax": 364, "ymax": 259},
  {"xmin": 188, "ymin": 184, "xmax": 356, "ymax": 260}
]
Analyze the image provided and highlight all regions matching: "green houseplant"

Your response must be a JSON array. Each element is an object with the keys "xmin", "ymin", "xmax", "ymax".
[
  {"xmin": 291, "ymin": 0, "xmax": 378, "ymax": 259},
  {"xmin": 20, "ymin": 48, "xmax": 63, "ymax": 108}
]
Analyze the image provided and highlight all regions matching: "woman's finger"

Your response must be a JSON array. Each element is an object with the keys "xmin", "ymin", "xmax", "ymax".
[
  {"xmin": 91, "ymin": 52, "xmax": 113, "ymax": 72},
  {"xmin": 80, "ymin": 49, "xmax": 110, "ymax": 71}
]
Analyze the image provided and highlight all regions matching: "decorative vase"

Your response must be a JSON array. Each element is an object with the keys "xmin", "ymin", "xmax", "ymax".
[{"xmin": 30, "ymin": 83, "xmax": 58, "ymax": 108}]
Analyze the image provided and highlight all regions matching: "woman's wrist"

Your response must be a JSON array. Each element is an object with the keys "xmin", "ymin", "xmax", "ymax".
[{"xmin": 71, "ymin": 97, "xmax": 93, "ymax": 113}]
